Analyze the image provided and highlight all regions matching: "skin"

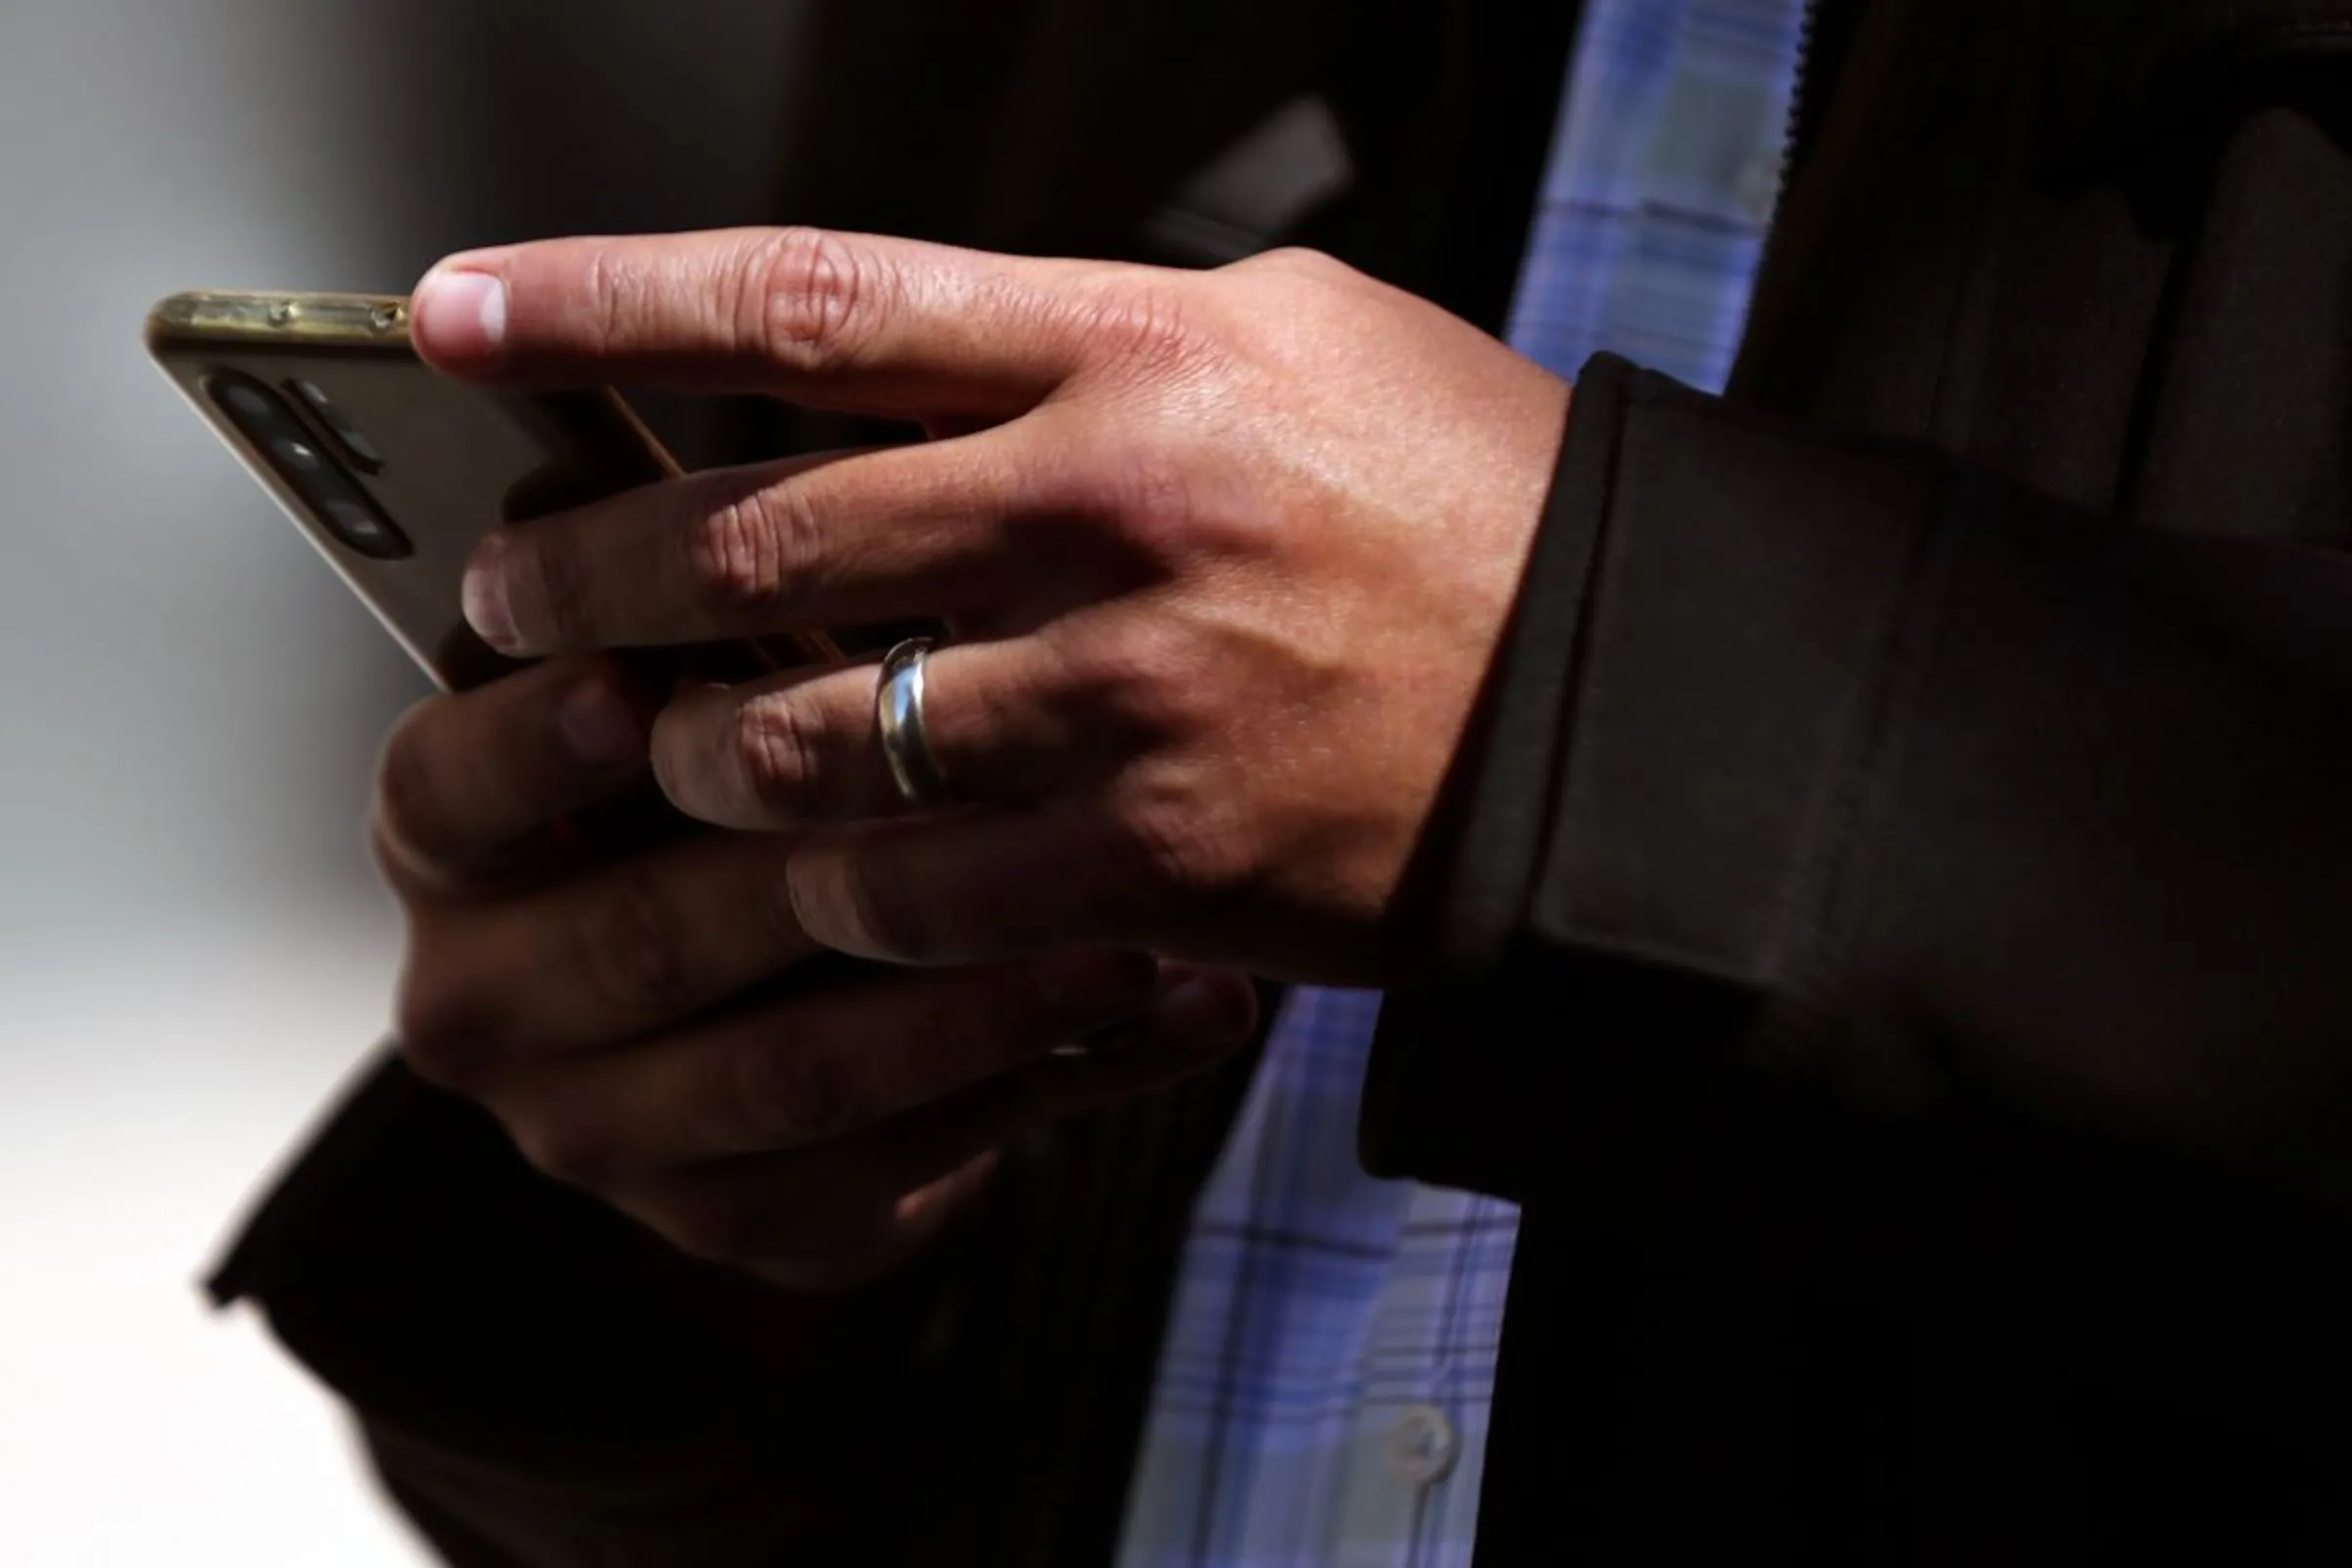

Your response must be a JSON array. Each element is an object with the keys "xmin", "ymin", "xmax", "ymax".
[
  {"xmin": 374, "ymin": 652, "xmax": 1259, "ymax": 1291},
  {"xmin": 387, "ymin": 225, "xmax": 1568, "ymax": 1288},
  {"xmin": 411, "ymin": 227, "xmax": 1572, "ymax": 988}
]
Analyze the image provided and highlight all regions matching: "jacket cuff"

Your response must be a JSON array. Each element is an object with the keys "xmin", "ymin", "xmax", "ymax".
[{"xmin": 1363, "ymin": 356, "xmax": 1944, "ymax": 1203}]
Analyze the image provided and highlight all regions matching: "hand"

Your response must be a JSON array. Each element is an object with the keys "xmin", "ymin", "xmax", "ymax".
[
  {"xmin": 372, "ymin": 655, "xmax": 1257, "ymax": 1291},
  {"xmin": 412, "ymin": 227, "xmax": 1570, "ymax": 984}
]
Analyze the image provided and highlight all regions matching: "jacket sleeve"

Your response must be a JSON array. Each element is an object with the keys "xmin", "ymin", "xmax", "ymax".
[
  {"xmin": 210, "ymin": 1057, "xmax": 978, "ymax": 1564},
  {"xmin": 216, "ymin": 1028, "xmax": 1265, "ymax": 1566},
  {"xmin": 1366, "ymin": 354, "xmax": 2352, "ymax": 1399}
]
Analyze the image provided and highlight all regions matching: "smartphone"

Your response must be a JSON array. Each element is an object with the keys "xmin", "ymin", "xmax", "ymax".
[{"xmin": 144, "ymin": 287, "xmax": 843, "ymax": 694}]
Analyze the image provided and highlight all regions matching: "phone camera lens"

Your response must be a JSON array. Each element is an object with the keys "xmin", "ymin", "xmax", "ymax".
[
  {"xmin": 314, "ymin": 488, "xmax": 413, "ymax": 561},
  {"xmin": 275, "ymin": 436, "xmax": 325, "ymax": 473},
  {"xmin": 324, "ymin": 500, "xmax": 390, "ymax": 548},
  {"xmin": 222, "ymin": 383, "xmax": 274, "ymax": 421}
]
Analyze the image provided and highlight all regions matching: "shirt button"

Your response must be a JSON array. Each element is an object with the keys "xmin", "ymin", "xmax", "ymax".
[{"xmin": 1388, "ymin": 1403, "xmax": 1459, "ymax": 1487}]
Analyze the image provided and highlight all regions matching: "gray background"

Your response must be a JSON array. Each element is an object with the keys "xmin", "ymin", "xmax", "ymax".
[{"xmin": 0, "ymin": 3, "xmax": 810, "ymax": 1557}]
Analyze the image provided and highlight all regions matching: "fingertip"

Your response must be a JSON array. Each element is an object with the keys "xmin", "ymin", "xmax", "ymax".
[
  {"xmin": 645, "ymin": 680, "xmax": 729, "ymax": 820},
  {"xmin": 412, "ymin": 265, "xmax": 509, "ymax": 368},
  {"xmin": 460, "ymin": 528, "xmax": 522, "ymax": 653}
]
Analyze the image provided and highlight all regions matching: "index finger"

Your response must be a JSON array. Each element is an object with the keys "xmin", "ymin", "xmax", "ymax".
[{"xmin": 411, "ymin": 227, "xmax": 1116, "ymax": 421}]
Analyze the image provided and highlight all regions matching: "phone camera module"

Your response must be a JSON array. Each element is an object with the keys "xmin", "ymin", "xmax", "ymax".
[{"xmin": 206, "ymin": 371, "xmax": 414, "ymax": 562}]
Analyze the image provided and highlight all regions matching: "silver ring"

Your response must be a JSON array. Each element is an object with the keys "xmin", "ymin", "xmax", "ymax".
[{"xmin": 875, "ymin": 637, "xmax": 953, "ymax": 807}]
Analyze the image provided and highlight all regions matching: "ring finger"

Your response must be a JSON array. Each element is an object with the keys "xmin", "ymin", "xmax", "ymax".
[{"xmin": 649, "ymin": 630, "xmax": 1127, "ymax": 828}]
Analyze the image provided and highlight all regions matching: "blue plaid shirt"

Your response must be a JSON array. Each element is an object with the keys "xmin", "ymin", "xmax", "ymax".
[{"xmin": 1114, "ymin": 4, "xmax": 1808, "ymax": 1563}]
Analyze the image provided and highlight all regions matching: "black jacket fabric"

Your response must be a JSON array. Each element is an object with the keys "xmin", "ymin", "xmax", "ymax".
[
  {"xmin": 212, "ymin": 0, "xmax": 2352, "ymax": 1560},
  {"xmin": 1373, "ymin": 0, "xmax": 2352, "ymax": 1556}
]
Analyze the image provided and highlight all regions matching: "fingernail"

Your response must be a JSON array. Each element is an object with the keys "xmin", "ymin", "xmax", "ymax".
[
  {"xmin": 1151, "ymin": 974, "xmax": 1256, "ymax": 1048},
  {"xmin": 462, "ymin": 532, "xmax": 521, "ymax": 653},
  {"xmin": 558, "ymin": 678, "xmax": 644, "ymax": 768},
  {"xmin": 413, "ymin": 268, "xmax": 507, "ymax": 360},
  {"xmin": 1036, "ymin": 950, "xmax": 1158, "ymax": 1016}
]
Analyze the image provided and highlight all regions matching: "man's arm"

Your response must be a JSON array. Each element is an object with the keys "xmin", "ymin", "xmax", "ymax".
[{"xmin": 1369, "ymin": 356, "xmax": 2352, "ymax": 1403}]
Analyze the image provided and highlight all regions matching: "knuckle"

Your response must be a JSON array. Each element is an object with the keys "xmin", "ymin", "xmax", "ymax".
[
  {"xmin": 1061, "ymin": 619, "xmax": 1211, "ymax": 742},
  {"xmin": 580, "ymin": 249, "xmax": 631, "ymax": 358},
  {"xmin": 568, "ymin": 858, "xmax": 698, "ymax": 1023},
  {"xmin": 680, "ymin": 480, "xmax": 819, "ymax": 624},
  {"xmin": 1233, "ymin": 244, "xmax": 1352, "ymax": 283},
  {"xmin": 1077, "ymin": 276, "xmax": 1207, "ymax": 378},
  {"xmin": 743, "ymin": 227, "xmax": 880, "ymax": 371},
  {"xmin": 1109, "ymin": 777, "xmax": 1255, "ymax": 905},
  {"xmin": 735, "ymin": 1034, "xmax": 867, "ymax": 1145},
  {"xmin": 732, "ymin": 695, "xmax": 827, "ymax": 815},
  {"xmin": 1080, "ymin": 437, "xmax": 1202, "ymax": 563}
]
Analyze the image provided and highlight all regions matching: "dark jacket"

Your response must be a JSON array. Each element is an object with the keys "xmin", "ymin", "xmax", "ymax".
[{"xmin": 212, "ymin": 0, "xmax": 2352, "ymax": 1560}]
